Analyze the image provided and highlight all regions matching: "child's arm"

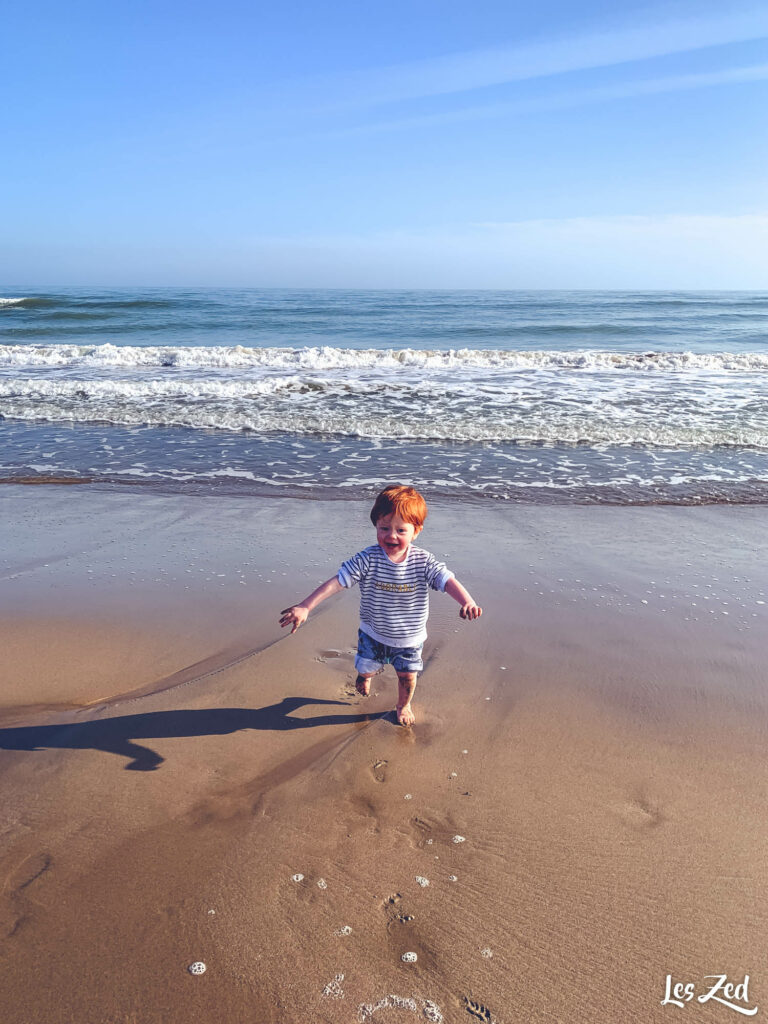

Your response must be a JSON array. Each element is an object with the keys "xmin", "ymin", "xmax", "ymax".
[
  {"xmin": 279, "ymin": 575, "xmax": 344, "ymax": 634},
  {"xmin": 444, "ymin": 577, "xmax": 483, "ymax": 620}
]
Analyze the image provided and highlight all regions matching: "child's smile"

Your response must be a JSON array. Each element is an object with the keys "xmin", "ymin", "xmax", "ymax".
[{"xmin": 376, "ymin": 513, "xmax": 421, "ymax": 562}]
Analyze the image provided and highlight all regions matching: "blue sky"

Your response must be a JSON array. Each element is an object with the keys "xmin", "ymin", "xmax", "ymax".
[{"xmin": 2, "ymin": 0, "xmax": 767, "ymax": 287}]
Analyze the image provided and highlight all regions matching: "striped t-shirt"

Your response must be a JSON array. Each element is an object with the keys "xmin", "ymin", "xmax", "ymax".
[{"xmin": 337, "ymin": 544, "xmax": 454, "ymax": 647}]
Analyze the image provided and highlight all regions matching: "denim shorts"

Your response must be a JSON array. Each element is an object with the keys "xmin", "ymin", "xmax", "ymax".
[{"xmin": 355, "ymin": 628, "xmax": 424, "ymax": 676}]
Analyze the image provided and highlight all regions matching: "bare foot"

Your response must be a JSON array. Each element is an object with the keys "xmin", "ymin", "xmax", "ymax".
[
  {"xmin": 355, "ymin": 674, "xmax": 372, "ymax": 696},
  {"xmin": 396, "ymin": 703, "xmax": 415, "ymax": 726}
]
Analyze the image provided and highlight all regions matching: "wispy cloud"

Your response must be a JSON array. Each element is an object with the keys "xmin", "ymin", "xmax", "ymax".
[
  {"xmin": 339, "ymin": 62, "xmax": 768, "ymax": 135},
  {"xmin": 314, "ymin": 7, "xmax": 768, "ymax": 109}
]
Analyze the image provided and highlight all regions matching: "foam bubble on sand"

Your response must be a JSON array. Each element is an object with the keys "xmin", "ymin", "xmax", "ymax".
[
  {"xmin": 481, "ymin": 947, "xmax": 494, "ymax": 958},
  {"xmin": 335, "ymin": 925, "xmax": 353, "ymax": 936},
  {"xmin": 359, "ymin": 995, "xmax": 418, "ymax": 1020},
  {"xmin": 188, "ymin": 962, "xmax": 206, "ymax": 975},
  {"xmin": 322, "ymin": 973, "xmax": 345, "ymax": 998},
  {"xmin": 358, "ymin": 996, "xmax": 443, "ymax": 1022},
  {"xmin": 401, "ymin": 952, "xmax": 418, "ymax": 963},
  {"xmin": 291, "ymin": 873, "xmax": 304, "ymax": 882},
  {"xmin": 448, "ymin": 875, "xmax": 458, "ymax": 882},
  {"xmin": 422, "ymin": 1001, "xmax": 444, "ymax": 1023},
  {"xmin": 453, "ymin": 835, "xmax": 466, "ymax": 843},
  {"xmin": 404, "ymin": 793, "xmax": 413, "ymax": 800},
  {"xmin": 415, "ymin": 876, "xmax": 430, "ymax": 887},
  {"xmin": 317, "ymin": 878, "xmax": 328, "ymax": 889}
]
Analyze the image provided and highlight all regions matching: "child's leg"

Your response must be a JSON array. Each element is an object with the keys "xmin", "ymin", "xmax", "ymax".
[
  {"xmin": 355, "ymin": 673, "xmax": 373, "ymax": 696},
  {"xmin": 395, "ymin": 671, "xmax": 417, "ymax": 726},
  {"xmin": 392, "ymin": 644, "xmax": 423, "ymax": 726},
  {"xmin": 354, "ymin": 630, "xmax": 383, "ymax": 698},
  {"xmin": 393, "ymin": 643, "xmax": 423, "ymax": 724}
]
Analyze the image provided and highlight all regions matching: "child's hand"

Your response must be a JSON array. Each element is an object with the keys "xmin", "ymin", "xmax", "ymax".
[
  {"xmin": 459, "ymin": 602, "xmax": 482, "ymax": 621},
  {"xmin": 279, "ymin": 604, "xmax": 309, "ymax": 633}
]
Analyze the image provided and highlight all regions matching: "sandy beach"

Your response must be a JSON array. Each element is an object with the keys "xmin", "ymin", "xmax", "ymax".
[{"xmin": 1, "ymin": 484, "xmax": 767, "ymax": 1023}]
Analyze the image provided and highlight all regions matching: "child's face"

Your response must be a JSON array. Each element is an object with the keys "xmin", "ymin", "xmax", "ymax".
[{"xmin": 375, "ymin": 513, "xmax": 421, "ymax": 561}]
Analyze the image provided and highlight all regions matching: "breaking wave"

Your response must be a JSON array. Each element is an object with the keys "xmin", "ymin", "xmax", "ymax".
[{"xmin": 2, "ymin": 343, "xmax": 768, "ymax": 372}]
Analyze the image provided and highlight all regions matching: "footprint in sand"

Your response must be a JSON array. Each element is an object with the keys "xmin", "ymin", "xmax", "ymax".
[
  {"xmin": 371, "ymin": 759, "xmax": 388, "ymax": 783},
  {"xmin": 409, "ymin": 814, "xmax": 464, "ymax": 851},
  {"xmin": 463, "ymin": 996, "xmax": 494, "ymax": 1022},
  {"xmin": 382, "ymin": 893, "xmax": 414, "ymax": 932},
  {"xmin": 617, "ymin": 797, "xmax": 663, "ymax": 830}
]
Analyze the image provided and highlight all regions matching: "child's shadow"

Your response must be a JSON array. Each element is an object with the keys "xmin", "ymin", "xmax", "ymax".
[{"xmin": 0, "ymin": 697, "xmax": 384, "ymax": 772}]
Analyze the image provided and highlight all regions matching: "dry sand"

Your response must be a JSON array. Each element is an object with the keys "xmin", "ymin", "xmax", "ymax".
[{"xmin": 1, "ymin": 485, "xmax": 767, "ymax": 1023}]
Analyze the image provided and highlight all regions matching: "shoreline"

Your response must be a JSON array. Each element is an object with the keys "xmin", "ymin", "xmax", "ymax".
[
  {"xmin": 1, "ymin": 485, "xmax": 767, "ymax": 1021},
  {"xmin": 5, "ymin": 471, "xmax": 768, "ymax": 509}
]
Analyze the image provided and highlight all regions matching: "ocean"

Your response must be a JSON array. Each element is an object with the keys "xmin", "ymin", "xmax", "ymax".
[{"xmin": 1, "ymin": 288, "xmax": 767, "ymax": 505}]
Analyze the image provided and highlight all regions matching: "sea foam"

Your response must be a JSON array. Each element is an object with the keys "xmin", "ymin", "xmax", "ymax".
[{"xmin": 2, "ymin": 343, "xmax": 768, "ymax": 372}]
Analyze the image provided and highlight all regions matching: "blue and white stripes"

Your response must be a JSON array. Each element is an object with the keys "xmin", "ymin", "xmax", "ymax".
[{"xmin": 338, "ymin": 544, "xmax": 454, "ymax": 647}]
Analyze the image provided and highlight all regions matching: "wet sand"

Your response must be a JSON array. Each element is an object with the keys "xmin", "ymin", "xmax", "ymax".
[{"xmin": 1, "ymin": 486, "xmax": 768, "ymax": 1023}]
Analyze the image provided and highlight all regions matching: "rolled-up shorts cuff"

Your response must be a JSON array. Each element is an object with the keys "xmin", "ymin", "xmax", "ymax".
[
  {"xmin": 391, "ymin": 654, "xmax": 423, "ymax": 674},
  {"xmin": 355, "ymin": 655, "xmax": 384, "ymax": 676}
]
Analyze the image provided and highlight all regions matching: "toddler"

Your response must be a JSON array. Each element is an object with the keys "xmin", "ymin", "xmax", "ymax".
[{"xmin": 279, "ymin": 485, "xmax": 482, "ymax": 725}]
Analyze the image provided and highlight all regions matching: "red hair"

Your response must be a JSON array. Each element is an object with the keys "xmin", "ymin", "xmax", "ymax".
[{"xmin": 370, "ymin": 485, "xmax": 427, "ymax": 527}]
